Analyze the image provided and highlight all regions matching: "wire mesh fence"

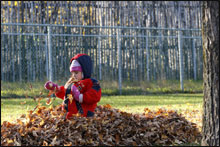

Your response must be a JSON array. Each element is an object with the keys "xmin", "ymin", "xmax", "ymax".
[
  {"xmin": 1, "ymin": 23, "xmax": 202, "ymax": 83},
  {"xmin": 1, "ymin": 1, "xmax": 203, "ymax": 92}
]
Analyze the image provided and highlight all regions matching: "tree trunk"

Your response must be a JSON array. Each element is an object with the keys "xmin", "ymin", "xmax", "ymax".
[{"xmin": 201, "ymin": 1, "xmax": 219, "ymax": 146}]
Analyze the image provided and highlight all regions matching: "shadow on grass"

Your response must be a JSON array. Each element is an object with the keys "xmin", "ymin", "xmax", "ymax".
[
  {"xmin": 1, "ymin": 88, "xmax": 203, "ymax": 98},
  {"xmin": 102, "ymin": 88, "xmax": 203, "ymax": 96},
  {"xmin": 1, "ymin": 80, "xmax": 203, "ymax": 98}
]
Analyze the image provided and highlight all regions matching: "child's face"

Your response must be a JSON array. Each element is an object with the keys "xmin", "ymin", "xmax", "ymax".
[{"xmin": 71, "ymin": 71, "xmax": 83, "ymax": 81}]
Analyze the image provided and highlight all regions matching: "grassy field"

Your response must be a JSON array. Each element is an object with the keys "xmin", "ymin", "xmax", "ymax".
[
  {"xmin": 1, "ymin": 93, "xmax": 203, "ymax": 131},
  {"xmin": 1, "ymin": 80, "xmax": 203, "ymax": 98},
  {"xmin": 1, "ymin": 80, "xmax": 203, "ymax": 133}
]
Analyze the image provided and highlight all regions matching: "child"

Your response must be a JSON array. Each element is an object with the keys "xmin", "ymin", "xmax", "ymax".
[{"xmin": 44, "ymin": 54, "xmax": 101, "ymax": 119}]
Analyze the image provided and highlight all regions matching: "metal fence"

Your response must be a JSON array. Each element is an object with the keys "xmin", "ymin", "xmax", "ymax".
[{"xmin": 1, "ymin": 23, "xmax": 202, "ymax": 91}]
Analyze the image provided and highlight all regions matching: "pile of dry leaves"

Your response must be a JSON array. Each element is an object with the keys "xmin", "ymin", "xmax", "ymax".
[{"xmin": 1, "ymin": 104, "xmax": 201, "ymax": 146}]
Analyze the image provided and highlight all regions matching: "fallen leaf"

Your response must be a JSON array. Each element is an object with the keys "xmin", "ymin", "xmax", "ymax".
[
  {"xmin": 20, "ymin": 101, "xmax": 26, "ymax": 105},
  {"xmin": 46, "ymin": 98, "xmax": 52, "ymax": 105},
  {"xmin": 68, "ymin": 94, "xmax": 73, "ymax": 104},
  {"xmin": 1, "ymin": 105, "xmax": 201, "ymax": 146},
  {"xmin": 47, "ymin": 90, "xmax": 54, "ymax": 97}
]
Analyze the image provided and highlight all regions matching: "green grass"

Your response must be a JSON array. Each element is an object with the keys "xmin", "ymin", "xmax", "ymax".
[
  {"xmin": 1, "ymin": 80, "xmax": 203, "ymax": 98},
  {"xmin": 1, "ymin": 93, "xmax": 203, "ymax": 124},
  {"xmin": 99, "ymin": 93, "xmax": 203, "ymax": 114},
  {"xmin": 1, "ymin": 98, "xmax": 63, "ymax": 124},
  {"xmin": 1, "ymin": 81, "xmax": 49, "ymax": 98},
  {"xmin": 1, "ymin": 80, "xmax": 203, "ymax": 146},
  {"xmin": 1, "ymin": 80, "xmax": 203, "ymax": 132},
  {"xmin": 101, "ymin": 79, "xmax": 203, "ymax": 95},
  {"xmin": 1, "ymin": 80, "xmax": 203, "ymax": 123}
]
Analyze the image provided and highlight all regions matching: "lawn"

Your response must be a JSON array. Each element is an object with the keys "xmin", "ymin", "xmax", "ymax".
[
  {"xmin": 1, "ymin": 93, "xmax": 203, "ymax": 131},
  {"xmin": 1, "ymin": 80, "xmax": 203, "ymax": 98},
  {"xmin": 1, "ymin": 80, "xmax": 203, "ymax": 134}
]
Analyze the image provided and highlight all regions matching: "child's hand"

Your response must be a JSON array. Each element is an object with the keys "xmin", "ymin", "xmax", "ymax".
[
  {"xmin": 71, "ymin": 85, "xmax": 80, "ymax": 101},
  {"xmin": 44, "ymin": 81, "xmax": 59, "ymax": 91},
  {"xmin": 64, "ymin": 77, "xmax": 79, "ymax": 89}
]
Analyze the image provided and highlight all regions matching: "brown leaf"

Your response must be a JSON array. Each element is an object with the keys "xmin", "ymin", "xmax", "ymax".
[
  {"xmin": 68, "ymin": 94, "xmax": 73, "ymax": 104},
  {"xmin": 20, "ymin": 101, "xmax": 26, "ymax": 105},
  {"xmin": 98, "ymin": 134, "xmax": 103, "ymax": 141},
  {"xmin": 37, "ymin": 97, "xmax": 43, "ymax": 103},
  {"xmin": 132, "ymin": 141, "xmax": 137, "ymax": 146},
  {"xmin": 16, "ymin": 119, "xmax": 24, "ymax": 125},
  {"xmin": 115, "ymin": 134, "xmax": 120, "ymax": 144},
  {"xmin": 51, "ymin": 136, "xmax": 60, "ymax": 146},
  {"xmin": 46, "ymin": 98, "xmax": 52, "ymax": 105},
  {"xmin": 1, "ymin": 105, "xmax": 201, "ymax": 146},
  {"xmin": 47, "ymin": 90, "xmax": 54, "ymax": 97},
  {"xmin": 103, "ymin": 104, "xmax": 112, "ymax": 108},
  {"xmin": 43, "ymin": 141, "xmax": 48, "ymax": 146}
]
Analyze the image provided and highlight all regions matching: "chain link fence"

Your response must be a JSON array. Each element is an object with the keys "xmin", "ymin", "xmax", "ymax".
[
  {"xmin": 1, "ymin": 23, "xmax": 202, "ymax": 90},
  {"xmin": 1, "ymin": 1, "xmax": 203, "ymax": 92}
]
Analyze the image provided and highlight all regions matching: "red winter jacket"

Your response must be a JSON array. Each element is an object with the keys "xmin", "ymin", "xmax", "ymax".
[
  {"xmin": 55, "ymin": 54, "xmax": 101, "ymax": 119},
  {"xmin": 55, "ymin": 78, "xmax": 101, "ymax": 119}
]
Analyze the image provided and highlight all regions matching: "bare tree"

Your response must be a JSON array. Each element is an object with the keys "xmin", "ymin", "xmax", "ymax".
[{"xmin": 201, "ymin": 1, "xmax": 219, "ymax": 146}]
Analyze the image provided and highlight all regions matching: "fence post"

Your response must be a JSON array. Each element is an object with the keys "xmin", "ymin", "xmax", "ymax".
[
  {"xmin": 178, "ymin": 30, "xmax": 184, "ymax": 91},
  {"xmin": 12, "ymin": 34, "xmax": 15, "ymax": 82},
  {"xmin": 159, "ymin": 30, "xmax": 163, "ymax": 80},
  {"xmin": 98, "ymin": 36, "xmax": 102, "ymax": 80},
  {"xmin": 192, "ymin": 39, "xmax": 197, "ymax": 80},
  {"xmin": 117, "ymin": 28, "xmax": 122, "ymax": 95},
  {"xmin": 45, "ymin": 35, "xmax": 49, "ymax": 79},
  {"xmin": 48, "ymin": 25, "xmax": 53, "ymax": 82},
  {"xmin": 1, "ymin": 39, "xmax": 3, "ymax": 81},
  {"xmin": 146, "ymin": 36, "xmax": 150, "ymax": 81}
]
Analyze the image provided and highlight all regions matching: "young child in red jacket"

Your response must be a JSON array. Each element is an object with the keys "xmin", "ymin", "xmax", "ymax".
[{"xmin": 44, "ymin": 54, "xmax": 101, "ymax": 119}]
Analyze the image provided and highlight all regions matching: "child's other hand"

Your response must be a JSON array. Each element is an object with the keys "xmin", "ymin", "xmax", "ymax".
[
  {"xmin": 44, "ymin": 81, "xmax": 59, "ymax": 91},
  {"xmin": 71, "ymin": 85, "xmax": 80, "ymax": 101}
]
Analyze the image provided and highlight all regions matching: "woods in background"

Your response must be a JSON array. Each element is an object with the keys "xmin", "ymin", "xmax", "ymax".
[{"xmin": 1, "ymin": 1, "xmax": 203, "ymax": 82}]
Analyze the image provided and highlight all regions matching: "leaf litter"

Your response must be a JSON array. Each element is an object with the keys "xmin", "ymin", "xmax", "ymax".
[{"xmin": 1, "ymin": 104, "xmax": 201, "ymax": 146}]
